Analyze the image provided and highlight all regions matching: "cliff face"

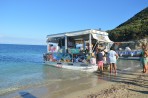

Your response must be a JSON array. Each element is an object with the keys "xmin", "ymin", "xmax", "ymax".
[{"xmin": 107, "ymin": 7, "xmax": 148, "ymax": 42}]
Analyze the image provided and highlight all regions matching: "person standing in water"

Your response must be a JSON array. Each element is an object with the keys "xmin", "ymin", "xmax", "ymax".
[
  {"xmin": 107, "ymin": 47, "xmax": 119, "ymax": 74},
  {"xmin": 96, "ymin": 48, "xmax": 104, "ymax": 72},
  {"xmin": 141, "ymin": 43, "xmax": 148, "ymax": 73}
]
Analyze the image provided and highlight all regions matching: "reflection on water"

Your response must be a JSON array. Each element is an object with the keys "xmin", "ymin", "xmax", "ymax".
[
  {"xmin": 41, "ymin": 59, "xmax": 141, "ymax": 90},
  {"xmin": 42, "ymin": 65, "xmax": 89, "ymax": 81},
  {"xmin": 117, "ymin": 59, "xmax": 141, "ymax": 72}
]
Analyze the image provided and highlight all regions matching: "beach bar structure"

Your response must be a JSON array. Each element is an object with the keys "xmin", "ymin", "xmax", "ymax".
[
  {"xmin": 44, "ymin": 29, "xmax": 113, "ymax": 72},
  {"xmin": 46, "ymin": 29, "xmax": 113, "ymax": 54}
]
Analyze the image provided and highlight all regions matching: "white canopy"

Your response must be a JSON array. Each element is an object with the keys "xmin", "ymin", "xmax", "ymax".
[
  {"xmin": 92, "ymin": 33, "xmax": 112, "ymax": 43},
  {"xmin": 47, "ymin": 29, "xmax": 113, "ymax": 43}
]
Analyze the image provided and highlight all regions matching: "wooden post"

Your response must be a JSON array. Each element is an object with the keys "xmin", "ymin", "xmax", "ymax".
[
  {"xmin": 89, "ymin": 33, "xmax": 92, "ymax": 54},
  {"xmin": 83, "ymin": 39, "xmax": 85, "ymax": 51},
  {"xmin": 65, "ymin": 35, "xmax": 67, "ymax": 53}
]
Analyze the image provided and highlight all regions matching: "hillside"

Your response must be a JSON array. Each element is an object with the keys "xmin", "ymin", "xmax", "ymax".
[{"xmin": 107, "ymin": 7, "xmax": 148, "ymax": 42}]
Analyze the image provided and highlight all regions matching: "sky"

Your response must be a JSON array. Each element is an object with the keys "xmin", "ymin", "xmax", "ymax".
[{"xmin": 0, "ymin": 0, "xmax": 148, "ymax": 45}]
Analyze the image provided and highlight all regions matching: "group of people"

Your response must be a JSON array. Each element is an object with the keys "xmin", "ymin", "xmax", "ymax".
[
  {"xmin": 95, "ymin": 42, "xmax": 148, "ymax": 74},
  {"xmin": 96, "ymin": 47, "xmax": 119, "ymax": 74}
]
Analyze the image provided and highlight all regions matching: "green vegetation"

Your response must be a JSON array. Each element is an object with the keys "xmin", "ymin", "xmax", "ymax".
[{"xmin": 107, "ymin": 7, "xmax": 148, "ymax": 42}]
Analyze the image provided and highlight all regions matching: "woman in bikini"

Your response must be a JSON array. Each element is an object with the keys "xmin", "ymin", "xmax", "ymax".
[{"xmin": 141, "ymin": 44, "xmax": 148, "ymax": 73}]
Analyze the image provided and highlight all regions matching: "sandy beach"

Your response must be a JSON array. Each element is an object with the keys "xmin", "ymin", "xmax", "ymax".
[
  {"xmin": 65, "ymin": 70, "xmax": 148, "ymax": 98},
  {"xmin": 1, "ymin": 69, "xmax": 148, "ymax": 98}
]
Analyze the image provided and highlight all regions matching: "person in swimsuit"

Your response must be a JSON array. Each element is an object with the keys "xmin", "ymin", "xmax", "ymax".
[{"xmin": 141, "ymin": 44, "xmax": 148, "ymax": 73}]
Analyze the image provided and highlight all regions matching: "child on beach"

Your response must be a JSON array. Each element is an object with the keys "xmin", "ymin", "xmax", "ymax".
[{"xmin": 90, "ymin": 53, "xmax": 96, "ymax": 65}]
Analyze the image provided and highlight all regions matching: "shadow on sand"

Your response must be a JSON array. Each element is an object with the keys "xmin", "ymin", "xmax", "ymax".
[
  {"xmin": 128, "ymin": 89, "xmax": 148, "ymax": 94},
  {"xmin": 93, "ymin": 70, "xmax": 148, "ymax": 89},
  {"xmin": 19, "ymin": 92, "xmax": 36, "ymax": 98}
]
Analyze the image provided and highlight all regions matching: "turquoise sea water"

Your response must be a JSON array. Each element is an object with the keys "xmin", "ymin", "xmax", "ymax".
[
  {"xmin": 0, "ymin": 44, "xmax": 47, "ymax": 95},
  {"xmin": 0, "ymin": 44, "xmax": 141, "ymax": 97},
  {"xmin": 0, "ymin": 44, "xmax": 90, "ymax": 96}
]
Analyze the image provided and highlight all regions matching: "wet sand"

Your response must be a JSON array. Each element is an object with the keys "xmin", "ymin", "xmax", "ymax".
[
  {"xmin": 65, "ymin": 70, "xmax": 148, "ymax": 98},
  {"xmin": 0, "ymin": 71, "xmax": 108, "ymax": 98},
  {"xmin": 1, "ymin": 70, "xmax": 148, "ymax": 98}
]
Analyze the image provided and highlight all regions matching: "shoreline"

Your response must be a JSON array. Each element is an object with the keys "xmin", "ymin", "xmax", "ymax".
[{"xmin": 1, "ymin": 70, "xmax": 148, "ymax": 98}]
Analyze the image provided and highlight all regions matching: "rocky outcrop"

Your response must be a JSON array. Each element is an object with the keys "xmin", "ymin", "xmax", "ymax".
[
  {"xmin": 112, "ymin": 38, "xmax": 148, "ymax": 50},
  {"xmin": 134, "ymin": 38, "xmax": 148, "ymax": 49}
]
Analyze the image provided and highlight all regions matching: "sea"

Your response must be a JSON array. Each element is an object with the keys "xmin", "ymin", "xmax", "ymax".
[{"xmin": 0, "ymin": 44, "xmax": 142, "ymax": 97}]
